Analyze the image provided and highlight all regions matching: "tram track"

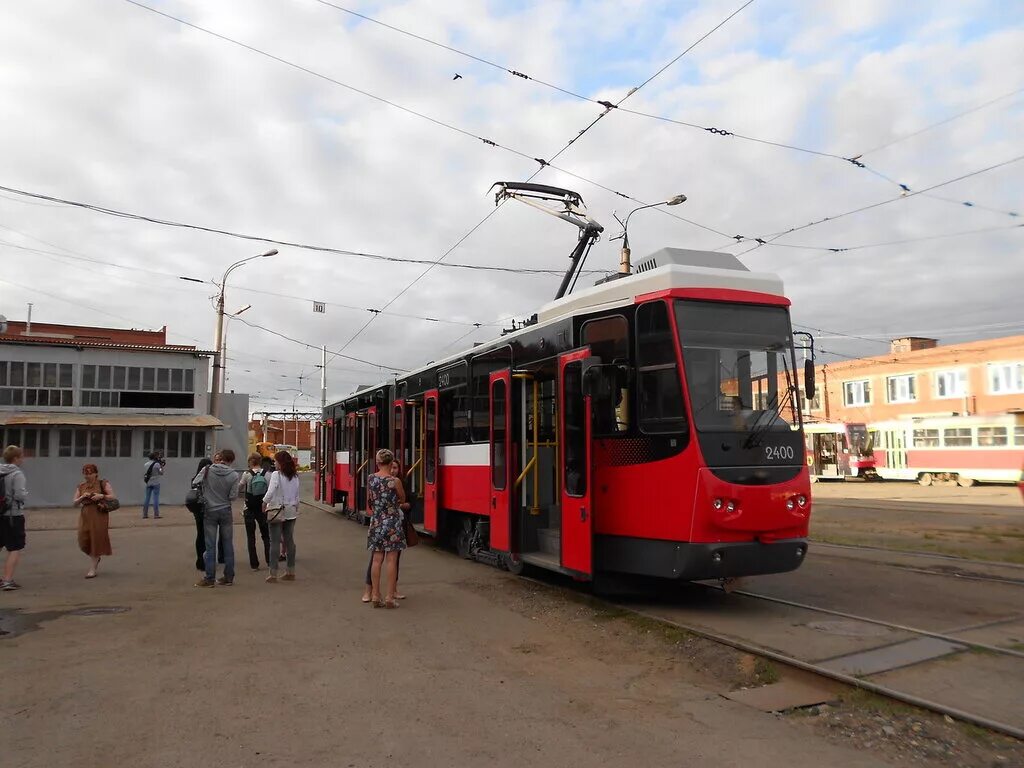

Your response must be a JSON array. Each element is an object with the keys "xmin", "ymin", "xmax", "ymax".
[
  {"xmin": 800, "ymin": 544, "xmax": 1024, "ymax": 587},
  {"xmin": 810, "ymin": 540, "xmax": 1024, "ymax": 571},
  {"xmin": 519, "ymin": 574, "xmax": 1024, "ymax": 742},
  {"xmin": 699, "ymin": 584, "xmax": 1024, "ymax": 660}
]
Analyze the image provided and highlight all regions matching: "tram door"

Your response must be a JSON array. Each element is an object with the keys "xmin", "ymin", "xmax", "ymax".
[
  {"xmin": 423, "ymin": 391, "xmax": 440, "ymax": 534},
  {"xmin": 559, "ymin": 350, "xmax": 594, "ymax": 578},
  {"xmin": 346, "ymin": 413, "xmax": 358, "ymax": 511},
  {"xmin": 489, "ymin": 370, "xmax": 512, "ymax": 552},
  {"xmin": 316, "ymin": 420, "xmax": 330, "ymax": 502}
]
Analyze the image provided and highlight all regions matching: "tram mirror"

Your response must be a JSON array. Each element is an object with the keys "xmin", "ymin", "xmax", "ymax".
[
  {"xmin": 804, "ymin": 359, "xmax": 816, "ymax": 401},
  {"xmin": 583, "ymin": 364, "xmax": 616, "ymax": 399}
]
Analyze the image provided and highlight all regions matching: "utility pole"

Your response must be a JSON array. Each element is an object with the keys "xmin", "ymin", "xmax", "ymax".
[
  {"xmin": 26, "ymin": 303, "xmax": 33, "ymax": 334},
  {"xmin": 207, "ymin": 250, "xmax": 276, "ymax": 452}
]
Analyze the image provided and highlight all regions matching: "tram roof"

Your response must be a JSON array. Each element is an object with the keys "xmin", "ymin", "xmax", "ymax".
[{"xmin": 331, "ymin": 248, "xmax": 787, "ymax": 405}]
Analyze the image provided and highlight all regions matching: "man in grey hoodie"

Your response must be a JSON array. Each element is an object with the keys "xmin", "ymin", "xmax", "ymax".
[
  {"xmin": 195, "ymin": 449, "xmax": 240, "ymax": 588},
  {"xmin": 1, "ymin": 445, "xmax": 29, "ymax": 591}
]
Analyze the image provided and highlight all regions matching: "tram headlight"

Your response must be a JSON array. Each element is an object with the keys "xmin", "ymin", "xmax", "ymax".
[
  {"xmin": 726, "ymin": 501, "xmax": 736, "ymax": 513},
  {"xmin": 797, "ymin": 495, "xmax": 807, "ymax": 507},
  {"xmin": 786, "ymin": 499, "xmax": 795, "ymax": 511},
  {"xmin": 713, "ymin": 498, "xmax": 723, "ymax": 510}
]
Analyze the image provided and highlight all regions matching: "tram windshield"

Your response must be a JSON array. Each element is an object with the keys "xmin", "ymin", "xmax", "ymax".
[{"xmin": 675, "ymin": 300, "xmax": 801, "ymax": 434}]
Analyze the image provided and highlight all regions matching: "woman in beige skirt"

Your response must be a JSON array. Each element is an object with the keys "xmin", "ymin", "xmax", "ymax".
[{"xmin": 73, "ymin": 463, "xmax": 114, "ymax": 578}]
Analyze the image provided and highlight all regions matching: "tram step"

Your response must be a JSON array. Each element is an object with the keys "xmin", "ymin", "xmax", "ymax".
[{"xmin": 537, "ymin": 527, "xmax": 561, "ymax": 556}]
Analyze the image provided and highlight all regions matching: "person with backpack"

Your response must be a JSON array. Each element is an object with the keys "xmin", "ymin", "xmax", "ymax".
[
  {"xmin": 239, "ymin": 453, "xmax": 271, "ymax": 571},
  {"xmin": 0, "ymin": 445, "xmax": 29, "ymax": 591},
  {"xmin": 142, "ymin": 451, "xmax": 165, "ymax": 519}
]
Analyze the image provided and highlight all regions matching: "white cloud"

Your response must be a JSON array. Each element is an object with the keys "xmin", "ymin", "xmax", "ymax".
[{"xmin": 0, "ymin": 0, "xmax": 1021, "ymax": 409}]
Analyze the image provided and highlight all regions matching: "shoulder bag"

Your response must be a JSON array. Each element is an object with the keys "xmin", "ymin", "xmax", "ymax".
[{"xmin": 97, "ymin": 480, "xmax": 121, "ymax": 513}]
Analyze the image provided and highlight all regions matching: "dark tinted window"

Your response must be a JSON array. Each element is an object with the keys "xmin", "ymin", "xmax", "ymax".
[
  {"xmin": 491, "ymin": 379, "xmax": 507, "ymax": 490},
  {"xmin": 563, "ymin": 361, "xmax": 587, "ymax": 497},
  {"xmin": 636, "ymin": 302, "xmax": 687, "ymax": 434}
]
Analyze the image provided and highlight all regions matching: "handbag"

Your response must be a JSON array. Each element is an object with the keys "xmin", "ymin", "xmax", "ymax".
[
  {"xmin": 97, "ymin": 480, "xmax": 120, "ymax": 513},
  {"xmin": 403, "ymin": 516, "xmax": 420, "ymax": 547}
]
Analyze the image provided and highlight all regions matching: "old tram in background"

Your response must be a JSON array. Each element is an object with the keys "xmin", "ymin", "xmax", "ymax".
[
  {"xmin": 315, "ymin": 184, "xmax": 815, "ymax": 586},
  {"xmin": 803, "ymin": 421, "xmax": 877, "ymax": 481}
]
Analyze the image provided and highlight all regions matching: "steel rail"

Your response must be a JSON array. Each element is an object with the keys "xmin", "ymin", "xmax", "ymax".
[
  {"xmin": 810, "ymin": 540, "xmax": 1024, "ymax": 571},
  {"xmin": 713, "ymin": 587, "xmax": 1024, "ymax": 660}
]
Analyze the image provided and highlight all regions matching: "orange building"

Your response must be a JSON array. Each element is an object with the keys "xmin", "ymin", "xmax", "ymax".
[
  {"xmin": 807, "ymin": 335, "xmax": 1024, "ymax": 423},
  {"xmin": 248, "ymin": 418, "xmax": 315, "ymax": 451}
]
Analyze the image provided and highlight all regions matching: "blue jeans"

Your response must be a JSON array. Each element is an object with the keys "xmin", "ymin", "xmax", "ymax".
[
  {"xmin": 143, "ymin": 484, "xmax": 161, "ymax": 517},
  {"xmin": 203, "ymin": 506, "xmax": 234, "ymax": 581}
]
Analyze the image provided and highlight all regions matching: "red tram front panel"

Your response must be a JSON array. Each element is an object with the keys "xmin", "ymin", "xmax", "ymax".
[
  {"xmin": 488, "ymin": 370, "xmax": 512, "ymax": 552},
  {"xmin": 559, "ymin": 350, "xmax": 594, "ymax": 578}
]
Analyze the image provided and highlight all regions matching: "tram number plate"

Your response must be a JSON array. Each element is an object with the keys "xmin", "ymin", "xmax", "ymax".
[{"xmin": 764, "ymin": 445, "xmax": 795, "ymax": 462}]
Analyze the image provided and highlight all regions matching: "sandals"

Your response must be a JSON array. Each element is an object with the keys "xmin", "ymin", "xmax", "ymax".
[
  {"xmin": 85, "ymin": 571, "xmax": 97, "ymax": 579},
  {"xmin": 384, "ymin": 598, "xmax": 399, "ymax": 609}
]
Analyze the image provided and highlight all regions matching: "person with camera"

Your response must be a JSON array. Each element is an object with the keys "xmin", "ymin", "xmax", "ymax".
[{"xmin": 142, "ymin": 451, "xmax": 165, "ymax": 519}]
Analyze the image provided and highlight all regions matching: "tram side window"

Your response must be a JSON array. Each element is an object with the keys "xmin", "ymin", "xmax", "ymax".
[
  {"xmin": 439, "ymin": 386, "xmax": 470, "ymax": 444},
  {"xmin": 563, "ymin": 361, "xmax": 586, "ymax": 497},
  {"xmin": 491, "ymin": 379, "xmax": 507, "ymax": 490},
  {"xmin": 470, "ymin": 346, "xmax": 512, "ymax": 442},
  {"xmin": 425, "ymin": 401, "xmax": 436, "ymax": 483},
  {"xmin": 582, "ymin": 316, "xmax": 630, "ymax": 435},
  {"xmin": 636, "ymin": 302, "xmax": 688, "ymax": 434}
]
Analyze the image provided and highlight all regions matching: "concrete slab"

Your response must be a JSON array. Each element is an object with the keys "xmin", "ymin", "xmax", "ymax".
[
  {"xmin": 817, "ymin": 637, "xmax": 967, "ymax": 676},
  {"xmin": 725, "ymin": 677, "xmax": 839, "ymax": 712}
]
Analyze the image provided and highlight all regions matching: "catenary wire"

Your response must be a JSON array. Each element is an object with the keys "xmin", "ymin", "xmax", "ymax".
[
  {"xmin": 325, "ymin": 0, "xmax": 757, "ymax": 363},
  {"xmin": 309, "ymin": 0, "xmax": 1019, "ymax": 219},
  {"xmin": 0, "ymin": 183, "xmax": 606, "ymax": 277}
]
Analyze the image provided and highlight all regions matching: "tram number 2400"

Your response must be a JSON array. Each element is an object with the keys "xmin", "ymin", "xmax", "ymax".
[{"xmin": 764, "ymin": 445, "xmax": 796, "ymax": 462}]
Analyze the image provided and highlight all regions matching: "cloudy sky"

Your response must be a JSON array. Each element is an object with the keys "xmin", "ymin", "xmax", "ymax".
[{"xmin": 1, "ymin": 0, "xmax": 1021, "ymax": 413}]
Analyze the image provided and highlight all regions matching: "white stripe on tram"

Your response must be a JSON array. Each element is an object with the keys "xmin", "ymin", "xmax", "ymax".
[{"xmin": 439, "ymin": 443, "xmax": 489, "ymax": 467}]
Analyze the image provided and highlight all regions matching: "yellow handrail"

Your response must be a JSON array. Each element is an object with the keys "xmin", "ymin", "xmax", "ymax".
[
  {"xmin": 405, "ymin": 457, "xmax": 422, "ymax": 477},
  {"xmin": 356, "ymin": 459, "xmax": 368, "ymax": 474},
  {"xmin": 514, "ymin": 455, "xmax": 537, "ymax": 489}
]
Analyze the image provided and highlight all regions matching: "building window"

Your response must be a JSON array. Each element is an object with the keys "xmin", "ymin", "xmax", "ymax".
[
  {"xmin": 943, "ymin": 428, "xmax": 973, "ymax": 447},
  {"xmin": 989, "ymin": 363, "xmax": 1024, "ymax": 394},
  {"xmin": 977, "ymin": 426, "xmax": 1008, "ymax": 447},
  {"xmin": 886, "ymin": 374, "xmax": 917, "ymax": 404},
  {"xmin": 142, "ymin": 429, "xmax": 207, "ymax": 459},
  {"xmin": 843, "ymin": 379, "xmax": 871, "ymax": 407},
  {"xmin": 912, "ymin": 429, "xmax": 940, "ymax": 447},
  {"xmin": 806, "ymin": 389, "xmax": 822, "ymax": 411},
  {"xmin": 0, "ymin": 427, "xmax": 50, "ymax": 457},
  {"xmin": 80, "ymin": 365, "xmax": 197, "ymax": 410},
  {"xmin": 934, "ymin": 370, "xmax": 967, "ymax": 399},
  {"xmin": 55, "ymin": 428, "xmax": 131, "ymax": 458},
  {"xmin": 1015, "ymin": 426, "xmax": 1024, "ymax": 446},
  {"xmin": 0, "ymin": 361, "xmax": 75, "ymax": 408}
]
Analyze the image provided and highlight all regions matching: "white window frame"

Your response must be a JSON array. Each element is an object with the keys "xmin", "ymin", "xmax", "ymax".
[
  {"xmin": 843, "ymin": 379, "xmax": 871, "ymax": 407},
  {"xmin": 989, "ymin": 362, "xmax": 1024, "ymax": 395},
  {"xmin": 933, "ymin": 369, "xmax": 968, "ymax": 399},
  {"xmin": 885, "ymin": 374, "xmax": 917, "ymax": 404}
]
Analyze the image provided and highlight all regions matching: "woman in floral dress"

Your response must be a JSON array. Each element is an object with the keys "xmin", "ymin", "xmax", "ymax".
[{"xmin": 366, "ymin": 448, "xmax": 407, "ymax": 608}]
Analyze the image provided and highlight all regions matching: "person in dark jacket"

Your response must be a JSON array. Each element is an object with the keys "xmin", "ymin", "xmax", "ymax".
[
  {"xmin": 185, "ymin": 457, "xmax": 223, "ymax": 571},
  {"xmin": 238, "ymin": 453, "xmax": 271, "ymax": 570}
]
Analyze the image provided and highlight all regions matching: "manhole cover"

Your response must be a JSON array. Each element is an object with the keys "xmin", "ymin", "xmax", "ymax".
[
  {"xmin": 806, "ymin": 620, "xmax": 892, "ymax": 638},
  {"xmin": 70, "ymin": 606, "xmax": 131, "ymax": 616}
]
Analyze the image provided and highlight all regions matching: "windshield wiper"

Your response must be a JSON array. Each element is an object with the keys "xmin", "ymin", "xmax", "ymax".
[{"xmin": 743, "ymin": 348, "xmax": 795, "ymax": 449}]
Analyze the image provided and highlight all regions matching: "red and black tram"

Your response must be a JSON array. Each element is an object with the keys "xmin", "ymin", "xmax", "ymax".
[{"xmin": 315, "ymin": 244, "xmax": 814, "ymax": 585}]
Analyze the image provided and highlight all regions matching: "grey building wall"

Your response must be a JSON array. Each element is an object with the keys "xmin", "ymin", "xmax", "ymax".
[
  {"xmin": 215, "ymin": 392, "xmax": 250, "ymax": 465},
  {"xmin": 1, "ymin": 343, "xmax": 250, "ymax": 508}
]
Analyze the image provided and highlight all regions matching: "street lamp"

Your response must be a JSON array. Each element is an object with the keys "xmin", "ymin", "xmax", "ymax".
[
  {"xmin": 616, "ymin": 194, "xmax": 686, "ymax": 275},
  {"xmin": 207, "ymin": 249, "xmax": 277, "ymax": 449},
  {"xmin": 220, "ymin": 304, "xmax": 252, "ymax": 393}
]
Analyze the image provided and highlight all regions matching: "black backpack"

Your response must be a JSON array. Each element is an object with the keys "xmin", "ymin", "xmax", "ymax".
[
  {"xmin": 144, "ymin": 461, "xmax": 159, "ymax": 484},
  {"xmin": 0, "ymin": 471, "xmax": 12, "ymax": 516}
]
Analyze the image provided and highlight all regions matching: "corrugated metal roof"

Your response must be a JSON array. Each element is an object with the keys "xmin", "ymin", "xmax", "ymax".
[
  {"xmin": 0, "ymin": 335, "xmax": 214, "ymax": 355},
  {"xmin": 0, "ymin": 412, "xmax": 225, "ymax": 428}
]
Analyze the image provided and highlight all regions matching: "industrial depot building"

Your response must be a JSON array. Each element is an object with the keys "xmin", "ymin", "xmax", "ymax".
[{"xmin": 0, "ymin": 320, "xmax": 248, "ymax": 507}]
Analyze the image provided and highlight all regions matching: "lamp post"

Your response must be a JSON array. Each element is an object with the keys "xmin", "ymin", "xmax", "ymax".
[
  {"xmin": 185, "ymin": 248, "xmax": 277, "ymax": 452},
  {"xmin": 220, "ymin": 304, "xmax": 252, "ymax": 394},
  {"xmin": 618, "ymin": 194, "xmax": 687, "ymax": 275}
]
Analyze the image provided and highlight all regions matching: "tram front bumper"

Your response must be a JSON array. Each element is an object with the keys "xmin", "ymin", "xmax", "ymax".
[{"xmin": 594, "ymin": 535, "xmax": 809, "ymax": 581}]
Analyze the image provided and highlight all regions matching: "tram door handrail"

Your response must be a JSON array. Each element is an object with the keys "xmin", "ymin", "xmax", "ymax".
[{"xmin": 513, "ymin": 373, "xmax": 544, "ymax": 515}]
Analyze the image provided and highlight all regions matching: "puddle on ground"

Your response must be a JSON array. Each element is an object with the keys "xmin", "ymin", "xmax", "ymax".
[{"xmin": 0, "ymin": 606, "xmax": 131, "ymax": 639}]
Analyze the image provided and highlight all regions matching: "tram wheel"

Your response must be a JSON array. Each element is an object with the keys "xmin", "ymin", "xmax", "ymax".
[
  {"xmin": 956, "ymin": 475, "xmax": 976, "ymax": 488},
  {"xmin": 918, "ymin": 472, "xmax": 934, "ymax": 487},
  {"xmin": 456, "ymin": 518, "xmax": 474, "ymax": 559},
  {"xmin": 501, "ymin": 552, "xmax": 524, "ymax": 575}
]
